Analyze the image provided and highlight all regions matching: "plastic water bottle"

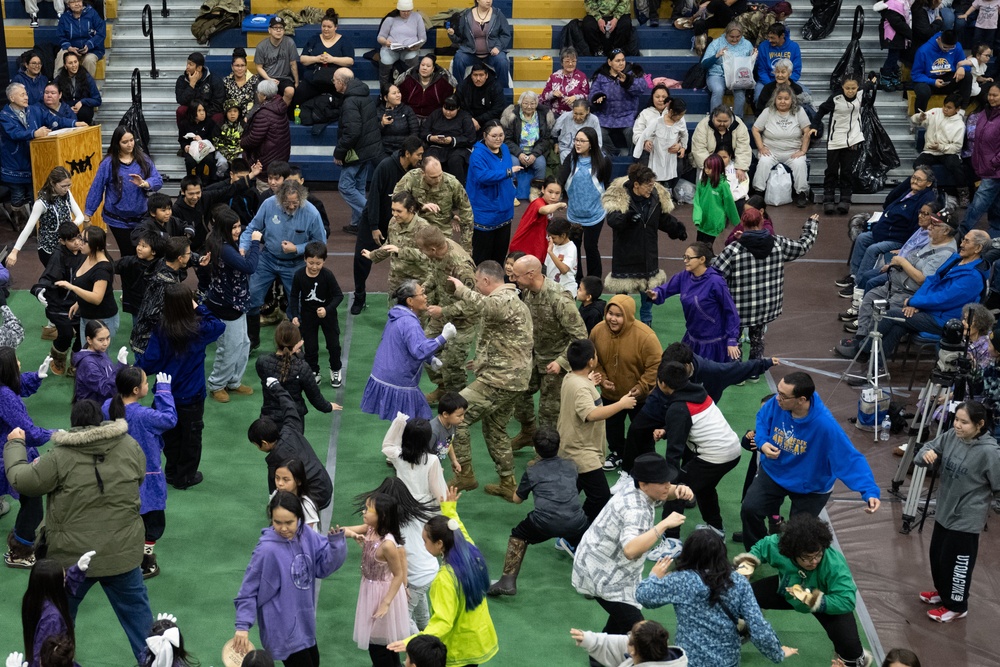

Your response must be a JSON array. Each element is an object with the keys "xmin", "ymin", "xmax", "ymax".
[
  {"xmin": 294, "ymin": 106, "xmax": 301, "ymax": 124},
  {"xmin": 880, "ymin": 415, "xmax": 891, "ymax": 441}
]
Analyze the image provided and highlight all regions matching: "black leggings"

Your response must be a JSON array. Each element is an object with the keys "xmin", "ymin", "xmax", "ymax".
[
  {"xmin": 47, "ymin": 308, "xmax": 81, "ymax": 353},
  {"xmin": 282, "ymin": 644, "xmax": 320, "ymax": 667},
  {"xmin": 13, "ymin": 494, "xmax": 44, "ymax": 543},
  {"xmin": 472, "ymin": 224, "xmax": 511, "ymax": 266},
  {"xmin": 109, "ymin": 224, "xmax": 137, "ymax": 257},
  {"xmin": 573, "ymin": 219, "xmax": 605, "ymax": 281},
  {"xmin": 368, "ymin": 644, "xmax": 400, "ymax": 667}
]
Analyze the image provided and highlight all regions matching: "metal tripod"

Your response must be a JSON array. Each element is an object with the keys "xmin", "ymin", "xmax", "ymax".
[{"xmin": 841, "ymin": 324, "xmax": 892, "ymax": 440}]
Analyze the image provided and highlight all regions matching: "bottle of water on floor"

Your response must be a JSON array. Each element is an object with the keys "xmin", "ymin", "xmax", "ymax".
[{"xmin": 880, "ymin": 415, "xmax": 891, "ymax": 441}]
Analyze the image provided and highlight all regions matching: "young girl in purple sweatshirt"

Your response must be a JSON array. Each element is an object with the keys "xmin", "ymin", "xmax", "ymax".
[{"xmin": 21, "ymin": 551, "xmax": 95, "ymax": 667}]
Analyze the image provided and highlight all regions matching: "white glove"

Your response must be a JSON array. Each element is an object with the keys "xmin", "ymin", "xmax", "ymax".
[
  {"xmin": 36, "ymin": 289, "xmax": 47, "ymax": 307},
  {"xmin": 77, "ymin": 550, "xmax": 96, "ymax": 572},
  {"xmin": 156, "ymin": 372, "xmax": 172, "ymax": 385},
  {"xmin": 6, "ymin": 652, "xmax": 25, "ymax": 667},
  {"xmin": 442, "ymin": 322, "xmax": 457, "ymax": 340},
  {"xmin": 117, "ymin": 346, "xmax": 129, "ymax": 364},
  {"xmin": 156, "ymin": 612, "xmax": 178, "ymax": 624},
  {"xmin": 266, "ymin": 377, "xmax": 279, "ymax": 388},
  {"xmin": 429, "ymin": 356, "xmax": 444, "ymax": 371},
  {"xmin": 37, "ymin": 356, "xmax": 52, "ymax": 379}
]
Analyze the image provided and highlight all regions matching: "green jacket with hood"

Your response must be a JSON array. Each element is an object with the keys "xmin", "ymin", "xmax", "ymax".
[
  {"xmin": 4, "ymin": 420, "xmax": 145, "ymax": 577},
  {"xmin": 746, "ymin": 534, "xmax": 858, "ymax": 616}
]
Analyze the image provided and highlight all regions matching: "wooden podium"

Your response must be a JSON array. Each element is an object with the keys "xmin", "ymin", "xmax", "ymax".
[{"xmin": 30, "ymin": 125, "xmax": 106, "ymax": 230}]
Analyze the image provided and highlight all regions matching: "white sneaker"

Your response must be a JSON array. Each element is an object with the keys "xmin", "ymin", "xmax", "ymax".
[
  {"xmin": 314, "ymin": 372, "xmax": 322, "ymax": 385},
  {"xmin": 0, "ymin": 498, "xmax": 10, "ymax": 518},
  {"xmin": 695, "ymin": 524, "xmax": 725, "ymax": 539},
  {"xmin": 554, "ymin": 537, "xmax": 576, "ymax": 555},
  {"xmin": 646, "ymin": 537, "xmax": 683, "ymax": 562},
  {"xmin": 330, "ymin": 369, "xmax": 343, "ymax": 388},
  {"xmin": 30, "ymin": 14, "xmax": 39, "ymax": 26},
  {"xmin": 610, "ymin": 471, "xmax": 633, "ymax": 495}
]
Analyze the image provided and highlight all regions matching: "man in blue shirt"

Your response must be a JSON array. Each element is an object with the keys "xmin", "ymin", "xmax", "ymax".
[
  {"xmin": 239, "ymin": 179, "xmax": 327, "ymax": 348},
  {"xmin": 740, "ymin": 371, "xmax": 881, "ymax": 550},
  {"xmin": 910, "ymin": 30, "xmax": 972, "ymax": 116},
  {"xmin": 754, "ymin": 24, "xmax": 802, "ymax": 101}
]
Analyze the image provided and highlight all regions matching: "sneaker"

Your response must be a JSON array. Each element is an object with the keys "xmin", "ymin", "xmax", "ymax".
[
  {"xmin": 30, "ymin": 14, "xmax": 39, "ymax": 26},
  {"xmin": 838, "ymin": 307, "xmax": 859, "ymax": 321},
  {"xmin": 838, "ymin": 286, "xmax": 854, "ymax": 298},
  {"xmin": 919, "ymin": 590, "xmax": 942, "ymax": 604},
  {"xmin": 602, "ymin": 453, "xmax": 622, "ymax": 471},
  {"xmin": 0, "ymin": 498, "xmax": 9, "ymax": 519},
  {"xmin": 330, "ymin": 369, "xmax": 343, "ymax": 388},
  {"xmin": 227, "ymin": 384, "xmax": 254, "ymax": 395},
  {"xmin": 835, "ymin": 274, "xmax": 855, "ymax": 288},
  {"xmin": 747, "ymin": 375, "xmax": 760, "ymax": 383},
  {"xmin": 554, "ymin": 537, "xmax": 576, "ymax": 556},
  {"xmin": 646, "ymin": 537, "xmax": 684, "ymax": 561},
  {"xmin": 695, "ymin": 524, "xmax": 725, "ymax": 539},
  {"xmin": 927, "ymin": 606, "xmax": 967, "ymax": 622},
  {"xmin": 4, "ymin": 551, "xmax": 35, "ymax": 569},
  {"xmin": 844, "ymin": 320, "xmax": 859, "ymax": 334},
  {"xmin": 609, "ymin": 471, "xmax": 633, "ymax": 495},
  {"xmin": 350, "ymin": 293, "xmax": 366, "ymax": 315},
  {"xmin": 513, "ymin": 198, "xmax": 521, "ymax": 207},
  {"xmin": 210, "ymin": 388, "xmax": 230, "ymax": 403},
  {"xmin": 141, "ymin": 553, "xmax": 160, "ymax": 579},
  {"xmin": 315, "ymin": 372, "xmax": 322, "ymax": 385},
  {"xmin": 795, "ymin": 191, "xmax": 809, "ymax": 208}
]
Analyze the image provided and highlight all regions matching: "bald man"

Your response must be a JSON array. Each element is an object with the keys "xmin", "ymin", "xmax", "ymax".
[
  {"xmin": 393, "ymin": 157, "xmax": 475, "ymax": 252},
  {"xmin": 334, "ymin": 66, "xmax": 382, "ymax": 232},
  {"xmin": 509, "ymin": 255, "xmax": 588, "ymax": 449}
]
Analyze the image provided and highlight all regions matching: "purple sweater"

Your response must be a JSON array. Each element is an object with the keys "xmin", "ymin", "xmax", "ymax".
[
  {"xmin": 31, "ymin": 565, "xmax": 85, "ymax": 667},
  {"xmin": 102, "ymin": 381, "xmax": 177, "ymax": 513},
  {"xmin": 590, "ymin": 71, "xmax": 648, "ymax": 130},
  {"xmin": 0, "ymin": 373, "xmax": 52, "ymax": 498},
  {"xmin": 651, "ymin": 267, "xmax": 741, "ymax": 363},
  {"xmin": 234, "ymin": 526, "xmax": 347, "ymax": 660},
  {"xmin": 72, "ymin": 350, "xmax": 124, "ymax": 404},
  {"xmin": 84, "ymin": 157, "xmax": 163, "ymax": 227}
]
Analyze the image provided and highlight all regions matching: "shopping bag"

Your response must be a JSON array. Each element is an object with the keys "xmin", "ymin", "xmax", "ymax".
[
  {"xmin": 764, "ymin": 164, "xmax": 793, "ymax": 206},
  {"xmin": 724, "ymin": 54, "xmax": 756, "ymax": 90}
]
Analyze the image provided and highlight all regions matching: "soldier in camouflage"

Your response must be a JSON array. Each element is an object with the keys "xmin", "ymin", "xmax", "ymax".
[
  {"xmin": 392, "ymin": 157, "xmax": 474, "ymax": 252},
  {"xmin": 416, "ymin": 225, "xmax": 481, "ymax": 401},
  {"xmin": 509, "ymin": 255, "xmax": 589, "ymax": 450},
  {"xmin": 446, "ymin": 260, "xmax": 533, "ymax": 501},
  {"xmin": 361, "ymin": 191, "xmax": 432, "ymax": 294}
]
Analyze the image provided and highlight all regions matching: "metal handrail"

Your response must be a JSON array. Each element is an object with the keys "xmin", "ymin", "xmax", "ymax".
[
  {"xmin": 141, "ymin": 4, "xmax": 159, "ymax": 78},
  {"xmin": 161, "ymin": 0, "xmax": 169, "ymax": 18}
]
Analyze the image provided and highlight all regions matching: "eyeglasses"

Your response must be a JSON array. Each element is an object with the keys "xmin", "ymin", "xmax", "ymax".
[
  {"xmin": 776, "ymin": 391, "xmax": 797, "ymax": 401},
  {"xmin": 797, "ymin": 552, "xmax": 824, "ymax": 564},
  {"xmin": 918, "ymin": 210, "xmax": 932, "ymax": 216},
  {"xmin": 681, "ymin": 255, "xmax": 700, "ymax": 262}
]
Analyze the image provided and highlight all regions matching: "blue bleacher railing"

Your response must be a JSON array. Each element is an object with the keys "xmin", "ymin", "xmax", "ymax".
[{"xmin": 142, "ymin": 4, "xmax": 160, "ymax": 78}]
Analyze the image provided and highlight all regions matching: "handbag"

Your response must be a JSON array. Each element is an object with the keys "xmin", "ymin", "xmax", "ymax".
[
  {"xmin": 724, "ymin": 53, "xmax": 756, "ymax": 91},
  {"xmin": 764, "ymin": 164, "xmax": 793, "ymax": 206}
]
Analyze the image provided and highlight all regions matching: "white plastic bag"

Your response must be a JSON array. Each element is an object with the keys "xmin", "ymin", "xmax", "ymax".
[
  {"xmin": 673, "ymin": 178, "xmax": 695, "ymax": 204},
  {"xmin": 724, "ymin": 54, "xmax": 756, "ymax": 91},
  {"xmin": 187, "ymin": 138, "xmax": 216, "ymax": 162},
  {"xmin": 764, "ymin": 164, "xmax": 793, "ymax": 206}
]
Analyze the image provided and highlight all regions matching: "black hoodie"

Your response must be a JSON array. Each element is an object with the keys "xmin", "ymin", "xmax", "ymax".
[
  {"xmin": 457, "ymin": 70, "xmax": 506, "ymax": 128},
  {"xmin": 661, "ymin": 380, "xmax": 741, "ymax": 467},
  {"xmin": 737, "ymin": 229, "xmax": 776, "ymax": 260}
]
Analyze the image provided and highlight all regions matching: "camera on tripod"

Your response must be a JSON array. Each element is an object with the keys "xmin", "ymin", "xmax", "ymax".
[
  {"xmin": 872, "ymin": 298, "xmax": 888, "ymax": 314},
  {"xmin": 935, "ymin": 318, "xmax": 971, "ymax": 378}
]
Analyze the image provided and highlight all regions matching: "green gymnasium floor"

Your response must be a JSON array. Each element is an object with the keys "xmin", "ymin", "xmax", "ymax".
[{"xmin": 0, "ymin": 291, "xmax": 868, "ymax": 666}]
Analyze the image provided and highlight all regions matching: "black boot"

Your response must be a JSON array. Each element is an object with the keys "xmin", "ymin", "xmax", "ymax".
[
  {"xmin": 247, "ymin": 314, "xmax": 261, "ymax": 351},
  {"xmin": 350, "ymin": 292, "xmax": 367, "ymax": 315},
  {"xmin": 487, "ymin": 537, "xmax": 527, "ymax": 596}
]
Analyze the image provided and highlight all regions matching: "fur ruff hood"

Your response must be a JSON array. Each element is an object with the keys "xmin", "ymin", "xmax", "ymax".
[
  {"xmin": 51, "ymin": 419, "xmax": 130, "ymax": 450},
  {"xmin": 602, "ymin": 176, "xmax": 676, "ymax": 215}
]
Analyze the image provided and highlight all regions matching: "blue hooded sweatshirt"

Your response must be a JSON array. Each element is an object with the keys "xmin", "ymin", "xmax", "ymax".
[
  {"xmin": 911, "ymin": 31, "xmax": 969, "ymax": 84},
  {"xmin": 755, "ymin": 29, "xmax": 802, "ymax": 84},
  {"xmin": 466, "ymin": 141, "xmax": 516, "ymax": 230},
  {"xmin": 135, "ymin": 305, "xmax": 225, "ymax": 405},
  {"xmin": 235, "ymin": 525, "xmax": 347, "ymax": 660},
  {"xmin": 908, "ymin": 253, "xmax": 987, "ymax": 326},
  {"xmin": 755, "ymin": 392, "xmax": 880, "ymax": 500}
]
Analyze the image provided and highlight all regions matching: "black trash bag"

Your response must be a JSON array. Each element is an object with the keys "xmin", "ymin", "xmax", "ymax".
[
  {"xmin": 118, "ymin": 69, "xmax": 151, "ymax": 156},
  {"xmin": 852, "ymin": 73, "xmax": 900, "ymax": 193},
  {"xmin": 830, "ymin": 6, "xmax": 866, "ymax": 91},
  {"xmin": 802, "ymin": 0, "xmax": 844, "ymax": 40}
]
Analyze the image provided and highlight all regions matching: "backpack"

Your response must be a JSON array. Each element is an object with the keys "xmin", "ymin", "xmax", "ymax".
[
  {"xmin": 300, "ymin": 92, "xmax": 342, "ymax": 126},
  {"xmin": 560, "ymin": 19, "xmax": 591, "ymax": 57},
  {"xmin": 681, "ymin": 62, "xmax": 707, "ymax": 89}
]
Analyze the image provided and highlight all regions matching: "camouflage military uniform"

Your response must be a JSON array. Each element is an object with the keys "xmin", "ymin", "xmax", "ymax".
[
  {"xmin": 366, "ymin": 214, "xmax": 432, "ymax": 293},
  {"xmin": 424, "ymin": 239, "xmax": 480, "ymax": 392},
  {"xmin": 514, "ymin": 277, "xmax": 589, "ymax": 430},
  {"xmin": 451, "ymin": 282, "xmax": 532, "ymax": 479},
  {"xmin": 393, "ymin": 168, "xmax": 474, "ymax": 252}
]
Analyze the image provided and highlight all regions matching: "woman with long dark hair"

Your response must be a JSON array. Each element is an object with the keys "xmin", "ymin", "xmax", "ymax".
[
  {"xmin": 465, "ymin": 119, "xmax": 517, "ymax": 265},
  {"xmin": 205, "ymin": 206, "xmax": 260, "ymax": 403},
  {"xmin": 0, "ymin": 347, "xmax": 54, "ymax": 569},
  {"xmin": 255, "ymin": 321, "xmax": 336, "ymax": 429},
  {"xmin": 9, "ymin": 166, "xmax": 84, "ymax": 269},
  {"xmin": 136, "ymin": 283, "xmax": 224, "ymax": 490},
  {"xmin": 53, "ymin": 50, "xmax": 102, "ymax": 125},
  {"xmin": 21, "ymin": 555, "xmax": 93, "ymax": 667},
  {"xmin": 558, "ymin": 125, "xmax": 612, "ymax": 279},
  {"xmin": 590, "ymin": 50, "xmax": 648, "ymax": 154},
  {"xmin": 57, "ymin": 225, "xmax": 119, "ymax": 341},
  {"xmin": 635, "ymin": 529, "xmax": 793, "ymax": 667},
  {"xmin": 387, "ymin": 487, "xmax": 498, "ymax": 665},
  {"xmin": 84, "ymin": 125, "xmax": 163, "ymax": 256}
]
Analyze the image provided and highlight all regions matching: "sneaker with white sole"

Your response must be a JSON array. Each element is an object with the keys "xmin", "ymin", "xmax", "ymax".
[
  {"xmin": 4, "ymin": 551, "xmax": 35, "ymax": 569},
  {"xmin": 927, "ymin": 606, "xmax": 967, "ymax": 622},
  {"xmin": 554, "ymin": 537, "xmax": 576, "ymax": 555},
  {"xmin": 314, "ymin": 372, "xmax": 322, "ymax": 385},
  {"xmin": 330, "ymin": 369, "xmax": 343, "ymax": 388},
  {"xmin": 0, "ymin": 498, "xmax": 9, "ymax": 519},
  {"xmin": 835, "ymin": 274, "xmax": 855, "ymax": 288},
  {"xmin": 602, "ymin": 453, "xmax": 622, "ymax": 471},
  {"xmin": 609, "ymin": 471, "xmax": 633, "ymax": 495},
  {"xmin": 919, "ymin": 590, "xmax": 942, "ymax": 604},
  {"xmin": 647, "ymin": 537, "xmax": 684, "ymax": 561}
]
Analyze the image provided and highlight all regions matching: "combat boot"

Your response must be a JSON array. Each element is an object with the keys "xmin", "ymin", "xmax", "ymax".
[
  {"xmin": 424, "ymin": 386, "xmax": 446, "ymax": 405},
  {"xmin": 487, "ymin": 537, "xmax": 528, "ymax": 596},
  {"xmin": 484, "ymin": 475, "xmax": 517, "ymax": 502},
  {"xmin": 510, "ymin": 423, "xmax": 537, "ymax": 451},
  {"xmin": 451, "ymin": 462, "xmax": 478, "ymax": 491}
]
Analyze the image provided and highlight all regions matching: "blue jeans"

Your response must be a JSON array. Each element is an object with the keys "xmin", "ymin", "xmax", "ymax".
[
  {"xmin": 856, "ymin": 271, "xmax": 889, "ymax": 292},
  {"xmin": 639, "ymin": 292, "xmax": 653, "ymax": 325},
  {"xmin": 207, "ymin": 313, "xmax": 250, "ymax": 391},
  {"xmin": 874, "ymin": 307, "xmax": 943, "ymax": 357},
  {"xmin": 961, "ymin": 177, "xmax": 1000, "ymax": 236},
  {"xmin": 707, "ymin": 74, "xmax": 746, "ymax": 117},
  {"xmin": 339, "ymin": 160, "xmax": 373, "ymax": 228},
  {"xmin": 452, "ymin": 50, "xmax": 510, "ymax": 86},
  {"xmin": 512, "ymin": 153, "xmax": 547, "ymax": 199},
  {"xmin": 7, "ymin": 182, "xmax": 31, "ymax": 207},
  {"xmin": 848, "ymin": 231, "xmax": 875, "ymax": 276},
  {"xmin": 940, "ymin": 7, "xmax": 967, "ymax": 33},
  {"xmin": 248, "ymin": 252, "xmax": 302, "ymax": 314},
  {"xmin": 68, "ymin": 567, "xmax": 153, "ymax": 661},
  {"xmin": 80, "ymin": 313, "xmax": 121, "ymax": 345},
  {"xmin": 854, "ymin": 239, "xmax": 901, "ymax": 278}
]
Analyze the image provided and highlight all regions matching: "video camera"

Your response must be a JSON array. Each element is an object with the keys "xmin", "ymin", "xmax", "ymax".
[{"xmin": 934, "ymin": 318, "xmax": 971, "ymax": 378}]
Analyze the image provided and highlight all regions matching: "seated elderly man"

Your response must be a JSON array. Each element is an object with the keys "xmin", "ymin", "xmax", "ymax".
[
  {"xmin": 844, "ymin": 229, "xmax": 990, "ymax": 360},
  {"xmin": 835, "ymin": 211, "xmax": 958, "ymax": 359},
  {"xmin": 837, "ymin": 167, "xmax": 938, "ymax": 297},
  {"xmin": 552, "ymin": 98, "xmax": 604, "ymax": 161}
]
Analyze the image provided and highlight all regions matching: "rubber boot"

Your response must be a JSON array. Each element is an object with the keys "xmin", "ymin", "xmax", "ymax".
[
  {"xmin": 510, "ymin": 423, "xmax": 537, "ymax": 451},
  {"xmin": 484, "ymin": 474, "xmax": 517, "ymax": 502},
  {"xmin": 487, "ymin": 537, "xmax": 528, "ymax": 596},
  {"xmin": 49, "ymin": 346, "xmax": 67, "ymax": 376},
  {"xmin": 451, "ymin": 461, "xmax": 478, "ymax": 491}
]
